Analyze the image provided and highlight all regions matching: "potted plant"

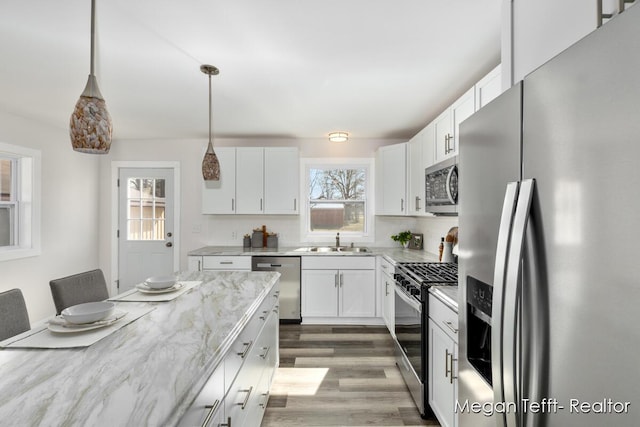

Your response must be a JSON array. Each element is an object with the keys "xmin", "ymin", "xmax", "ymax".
[{"xmin": 391, "ymin": 230, "xmax": 412, "ymax": 248}]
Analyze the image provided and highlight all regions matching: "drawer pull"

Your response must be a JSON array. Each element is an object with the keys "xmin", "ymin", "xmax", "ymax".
[
  {"xmin": 219, "ymin": 416, "xmax": 231, "ymax": 427},
  {"xmin": 237, "ymin": 341, "xmax": 253, "ymax": 358},
  {"xmin": 259, "ymin": 391, "xmax": 270, "ymax": 408},
  {"xmin": 238, "ymin": 386, "xmax": 253, "ymax": 410},
  {"xmin": 442, "ymin": 320, "xmax": 458, "ymax": 334},
  {"xmin": 220, "ymin": 261, "xmax": 233, "ymax": 265},
  {"xmin": 201, "ymin": 399, "xmax": 220, "ymax": 427},
  {"xmin": 260, "ymin": 346, "xmax": 270, "ymax": 359}
]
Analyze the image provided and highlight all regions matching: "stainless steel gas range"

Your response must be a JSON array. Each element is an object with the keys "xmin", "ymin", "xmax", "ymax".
[{"xmin": 393, "ymin": 262, "xmax": 458, "ymax": 418}]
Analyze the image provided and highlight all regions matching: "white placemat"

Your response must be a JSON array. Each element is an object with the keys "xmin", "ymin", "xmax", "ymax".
[
  {"xmin": 0, "ymin": 304, "xmax": 155, "ymax": 349},
  {"xmin": 108, "ymin": 281, "xmax": 202, "ymax": 302}
]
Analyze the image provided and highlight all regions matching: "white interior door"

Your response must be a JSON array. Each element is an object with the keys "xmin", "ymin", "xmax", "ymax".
[{"xmin": 118, "ymin": 168, "xmax": 175, "ymax": 292}]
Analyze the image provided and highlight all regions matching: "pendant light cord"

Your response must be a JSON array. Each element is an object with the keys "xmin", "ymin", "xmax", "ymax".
[
  {"xmin": 208, "ymin": 73, "xmax": 213, "ymax": 145},
  {"xmin": 90, "ymin": 0, "xmax": 96, "ymax": 76}
]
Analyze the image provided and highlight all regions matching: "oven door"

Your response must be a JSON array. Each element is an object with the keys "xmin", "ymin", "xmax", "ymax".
[
  {"xmin": 394, "ymin": 285, "xmax": 423, "ymax": 380},
  {"xmin": 394, "ymin": 284, "xmax": 425, "ymax": 414}
]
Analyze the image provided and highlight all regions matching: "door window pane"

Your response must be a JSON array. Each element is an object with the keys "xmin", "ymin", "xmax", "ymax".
[
  {"xmin": 127, "ymin": 177, "xmax": 166, "ymax": 240},
  {"xmin": 0, "ymin": 158, "xmax": 16, "ymax": 246}
]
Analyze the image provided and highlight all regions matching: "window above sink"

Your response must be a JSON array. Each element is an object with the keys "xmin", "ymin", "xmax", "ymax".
[{"xmin": 300, "ymin": 158, "xmax": 375, "ymax": 245}]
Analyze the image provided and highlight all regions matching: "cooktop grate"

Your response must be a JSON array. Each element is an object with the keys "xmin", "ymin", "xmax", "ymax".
[{"xmin": 397, "ymin": 262, "xmax": 458, "ymax": 284}]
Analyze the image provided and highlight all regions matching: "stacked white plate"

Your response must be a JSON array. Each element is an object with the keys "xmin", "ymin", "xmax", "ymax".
[
  {"xmin": 144, "ymin": 275, "xmax": 177, "ymax": 289},
  {"xmin": 61, "ymin": 301, "xmax": 116, "ymax": 324}
]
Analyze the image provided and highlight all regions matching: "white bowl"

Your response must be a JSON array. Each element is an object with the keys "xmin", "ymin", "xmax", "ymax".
[
  {"xmin": 144, "ymin": 275, "xmax": 177, "ymax": 289},
  {"xmin": 61, "ymin": 301, "xmax": 115, "ymax": 324}
]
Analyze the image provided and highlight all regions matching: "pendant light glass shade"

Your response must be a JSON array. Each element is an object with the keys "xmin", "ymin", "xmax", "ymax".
[
  {"xmin": 201, "ymin": 65, "xmax": 220, "ymax": 181},
  {"xmin": 70, "ymin": 0, "xmax": 112, "ymax": 154}
]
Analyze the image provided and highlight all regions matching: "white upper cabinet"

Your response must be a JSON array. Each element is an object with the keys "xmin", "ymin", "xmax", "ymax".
[
  {"xmin": 408, "ymin": 123, "xmax": 435, "ymax": 216},
  {"xmin": 236, "ymin": 147, "xmax": 265, "ymax": 214},
  {"xmin": 202, "ymin": 147, "xmax": 236, "ymax": 214},
  {"xmin": 433, "ymin": 109, "xmax": 453, "ymax": 163},
  {"xmin": 202, "ymin": 146, "xmax": 299, "ymax": 215},
  {"xmin": 264, "ymin": 147, "xmax": 299, "ymax": 214},
  {"xmin": 475, "ymin": 65, "xmax": 502, "ymax": 110},
  {"xmin": 376, "ymin": 143, "xmax": 407, "ymax": 215},
  {"xmin": 435, "ymin": 87, "xmax": 475, "ymax": 163}
]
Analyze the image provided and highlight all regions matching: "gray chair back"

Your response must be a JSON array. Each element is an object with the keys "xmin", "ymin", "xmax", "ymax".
[
  {"xmin": 49, "ymin": 269, "xmax": 109, "ymax": 315},
  {"xmin": 0, "ymin": 289, "xmax": 30, "ymax": 341}
]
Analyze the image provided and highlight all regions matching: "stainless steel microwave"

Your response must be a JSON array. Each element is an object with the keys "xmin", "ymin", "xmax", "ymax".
[{"xmin": 425, "ymin": 156, "xmax": 458, "ymax": 215}]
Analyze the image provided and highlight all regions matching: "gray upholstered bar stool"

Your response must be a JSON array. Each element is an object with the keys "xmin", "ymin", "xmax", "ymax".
[
  {"xmin": 49, "ymin": 269, "xmax": 109, "ymax": 315},
  {"xmin": 0, "ymin": 289, "xmax": 31, "ymax": 341}
]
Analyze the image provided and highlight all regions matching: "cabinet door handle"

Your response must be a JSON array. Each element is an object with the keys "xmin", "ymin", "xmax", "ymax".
[
  {"xmin": 202, "ymin": 399, "xmax": 221, "ymax": 427},
  {"xmin": 339, "ymin": 273, "xmax": 343, "ymax": 287},
  {"xmin": 231, "ymin": 198, "xmax": 235, "ymax": 211},
  {"xmin": 385, "ymin": 280, "xmax": 389, "ymax": 296},
  {"xmin": 400, "ymin": 199, "xmax": 404, "ymax": 212},
  {"xmin": 198, "ymin": 260, "xmax": 202, "ymax": 271},
  {"xmin": 218, "ymin": 416, "xmax": 232, "ymax": 427},
  {"xmin": 238, "ymin": 386, "xmax": 253, "ymax": 410},
  {"xmin": 260, "ymin": 198, "xmax": 263, "ymax": 211},
  {"xmin": 273, "ymin": 304, "xmax": 279, "ymax": 314},
  {"xmin": 259, "ymin": 310, "xmax": 269, "ymax": 320},
  {"xmin": 237, "ymin": 341, "xmax": 253, "ymax": 358},
  {"xmin": 415, "ymin": 196, "xmax": 421, "ymax": 211},
  {"xmin": 293, "ymin": 198, "xmax": 297, "ymax": 211},
  {"xmin": 446, "ymin": 349, "xmax": 458, "ymax": 384},
  {"xmin": 335, "ymin": 273, "xmax": 338, "ymax": 288}
]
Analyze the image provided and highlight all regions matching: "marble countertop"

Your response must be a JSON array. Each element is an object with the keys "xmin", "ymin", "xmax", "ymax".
[
  {"xmin": 188, "ymin": 245, "xmax": 439, "ymax": 263},
  {"xmin": 0, "ymin": 270, "xmax": 280, "ymax": 426}
]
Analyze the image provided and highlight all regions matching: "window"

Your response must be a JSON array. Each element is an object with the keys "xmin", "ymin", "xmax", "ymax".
[
  {"xmin": 126, "ymin": 177, "xmax": 166, "ymax": 240},
  {"xmin": 0, "ymin": 142, "xmax": 41, "ymax": 261},
  {"xmin": 302, "ymin": 158, "xmax": 374, "ymax": 243}
]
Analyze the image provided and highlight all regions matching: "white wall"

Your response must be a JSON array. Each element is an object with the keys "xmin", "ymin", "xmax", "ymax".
[
  {"xmin": 0, "ymin": 111, "xmax": 100, "ymax": 322},
  {"xmin": 98, "ymin": 137, "xmax": 405, "ymax": 285}
]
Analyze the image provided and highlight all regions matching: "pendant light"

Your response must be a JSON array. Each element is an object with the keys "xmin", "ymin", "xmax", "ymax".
[
  {"xmin": 69, "ymin": 0, "xmax": 112, "ymax": 154},
  {"xmin": 201, "ymin": 64, "xmax": 220, "ymax": 181}
]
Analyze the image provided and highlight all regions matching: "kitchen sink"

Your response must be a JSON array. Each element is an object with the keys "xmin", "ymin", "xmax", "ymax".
[
  {"xmin": 309, "ymin": 247, "xmax": 339, "ymax": 252},
  {"xmin": 338, "ymin": 247, "xmax": 369, "ymax": 252},
  {"xmin": 295, "ymin": 246, "xmax": 370, "ymax": 253}
]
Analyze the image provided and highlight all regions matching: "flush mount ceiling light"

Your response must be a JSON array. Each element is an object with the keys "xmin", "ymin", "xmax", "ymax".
[
  {"xmin": 329, "ymin": 132, "xmax": 349, "ymax": 143},
  {"xmin": 69, "ymin": 0, "xmax": 112, "ymax": 154},
  {"xmin": 201, "ymin": 64, "xmax": 220, "ymax": 181}
]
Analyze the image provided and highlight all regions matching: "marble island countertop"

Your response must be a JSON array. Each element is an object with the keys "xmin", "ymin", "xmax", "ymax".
[
  {"xmin": 0, "ymin": 270, "xmax": 280, "ymax": 426},
  {"xmin": 188, "ymin": 245, "xmax": 439, "ymax": 264}
]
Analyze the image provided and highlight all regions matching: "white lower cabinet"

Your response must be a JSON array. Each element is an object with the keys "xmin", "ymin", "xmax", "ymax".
[
  {"xmin": 378, "ymin": 257, "xmax": 395, "ymax": 336},
  {"xmin": 428, "ymin": 294, "xmax": 459, "ymax": 427},
  {"xmin": 301, "ymin": 256, "xmax": 377, "ymax": 323},
  {"xmin": 179, "ymin": 283, "xmax": 279, "ymax": 427},
  {"xmin": 188, "ymin": 255, "xmax": 251, "ymax": 272}
]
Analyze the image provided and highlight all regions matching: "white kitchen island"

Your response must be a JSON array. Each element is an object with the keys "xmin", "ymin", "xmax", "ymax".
[{"xmin": 0, "ymin": 270, "xmax": 280, "ymax": 426}]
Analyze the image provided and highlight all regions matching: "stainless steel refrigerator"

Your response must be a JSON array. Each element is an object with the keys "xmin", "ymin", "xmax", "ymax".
[{"xmin": 458, "ymin": 6, "xmax": 640, "ymax": 427}]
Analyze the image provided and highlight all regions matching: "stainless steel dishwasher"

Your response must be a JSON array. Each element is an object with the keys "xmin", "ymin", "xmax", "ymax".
[{"xmin": 252, "ymin": 256, "xmax": 301, "ymax": 323}]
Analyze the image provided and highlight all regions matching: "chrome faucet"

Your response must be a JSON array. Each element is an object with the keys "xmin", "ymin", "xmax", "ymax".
[{"xmin": 335, "ymin": 232, "xmax": 340, "ymax": 248}]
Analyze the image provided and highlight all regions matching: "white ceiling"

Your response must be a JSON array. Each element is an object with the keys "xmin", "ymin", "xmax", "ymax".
[{"xmin": 0, "ymin": 0, "xmax": 502, "ymax": 142}]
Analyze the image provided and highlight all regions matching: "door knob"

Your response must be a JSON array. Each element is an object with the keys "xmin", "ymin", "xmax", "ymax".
[{"xmin": 165, "ymin": 242, "xmax": 173, "ymax": 247}]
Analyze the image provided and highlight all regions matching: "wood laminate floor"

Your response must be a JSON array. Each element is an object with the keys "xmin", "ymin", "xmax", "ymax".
[{"xmin": 261, "ymin": 324, "xmax": 440, "ymax": 427}]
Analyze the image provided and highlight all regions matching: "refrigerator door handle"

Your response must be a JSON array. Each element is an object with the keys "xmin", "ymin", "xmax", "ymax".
[
  {"xmin": 502, "ymin": 179, "xmax": 535, "ymax": 427},
  {"xmin": 491, "ymin": 181, "xmax": 520, "ymax": 427}
]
